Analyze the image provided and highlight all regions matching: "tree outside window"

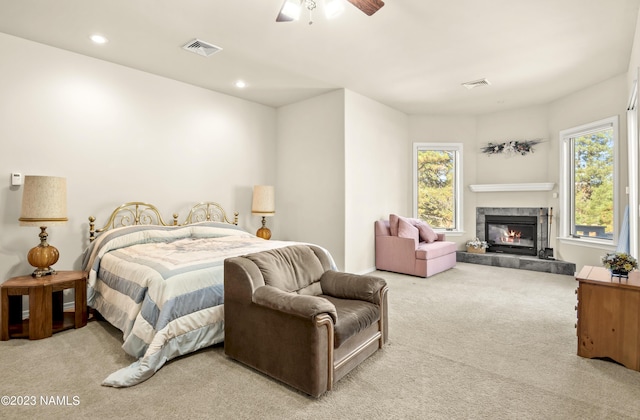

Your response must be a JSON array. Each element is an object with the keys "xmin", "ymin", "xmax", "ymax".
[
  {"xmin": 572, "ymin": 128, "xmax": 614, "ymax": 239},
  {"xmin": 413, "ymin": 143, "xmax": 462, "ymax": 230}
]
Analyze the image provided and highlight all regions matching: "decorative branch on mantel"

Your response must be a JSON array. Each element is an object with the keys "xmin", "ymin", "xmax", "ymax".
[{"xmin": 481, "ymin": 139, "xmax": 543, "ymax": 156}]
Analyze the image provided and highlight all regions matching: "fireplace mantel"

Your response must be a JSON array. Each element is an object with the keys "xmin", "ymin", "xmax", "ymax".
[{"xmin": 469, "ymin": 183, "xmax": 554, "ymax": 192}]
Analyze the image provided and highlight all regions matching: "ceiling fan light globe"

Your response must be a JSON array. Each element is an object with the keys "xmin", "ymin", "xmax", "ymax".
[
  {"xmin": 280, "ymin": 0, "xmax": 302, "ymax": 20},
  {"xmin": 324, "ymin": 0, "xmax": 345, "ymax": 19}
]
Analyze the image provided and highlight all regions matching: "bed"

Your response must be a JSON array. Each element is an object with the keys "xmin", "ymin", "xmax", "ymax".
[{"xmin": 82, "ymin": 201, "xmax": 330, "ymax": 387}]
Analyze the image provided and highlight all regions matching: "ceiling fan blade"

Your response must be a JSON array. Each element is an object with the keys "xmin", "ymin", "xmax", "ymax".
[
  {"xmin": 276, "ymin": 14, "xmax": 294, "ymax": 22},
  {"xmin": 346, "ymin": 0, "xmax": 385, "ymax": 16},
  {"xmin": 276, "ymin": 0, "xmax": 303, "ymax": 22}
]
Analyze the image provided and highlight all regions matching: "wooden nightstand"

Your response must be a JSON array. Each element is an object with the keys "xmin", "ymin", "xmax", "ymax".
[{"xmin": 0, "ymin": 271, "xmax": 88, "ymax": 340}]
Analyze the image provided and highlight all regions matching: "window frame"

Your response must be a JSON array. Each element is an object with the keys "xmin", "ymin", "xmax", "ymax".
[
  {"xmin": 627, "ymin": 78, "xmax": 638, "ymax": 258},
  {"xmin": 412, "ymin": 142, "xmax": 463, "ymax": 233},
  {"xmin": 559, "ymin": 116, "xmax": 619, "ymax": 249}
]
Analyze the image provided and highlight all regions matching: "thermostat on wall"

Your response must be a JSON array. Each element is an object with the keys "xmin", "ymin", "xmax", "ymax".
[{"xmin": 11, "ymin": 173, "xmax": 22, "ymax": 186}]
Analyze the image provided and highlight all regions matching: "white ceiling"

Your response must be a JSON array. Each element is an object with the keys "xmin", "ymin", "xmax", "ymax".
[{"xmin": 0, "ymin": 0, "xmax": 639, "ymax": 115}]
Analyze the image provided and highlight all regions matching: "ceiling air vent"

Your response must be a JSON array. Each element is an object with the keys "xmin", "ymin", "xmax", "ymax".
[
  {"xmin": 182, "ymin": 39, "xmax": 222, "ymax": 57},
  {"xmin": 462, "ymin": 78, "xmax": 491, "ymax": 90}
]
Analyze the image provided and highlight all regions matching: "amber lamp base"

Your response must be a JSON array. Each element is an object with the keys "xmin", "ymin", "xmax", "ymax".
[
  {"xmin": 256, "ymin": 227, "xmax": 272, "ymax": 240},
  {"xmin": 256, "ymin": 217, "xmax": 272, "ymax": 240},
  {"xmin": 27, "ymin": 226, "xmax": 59, "ymax": 277}
]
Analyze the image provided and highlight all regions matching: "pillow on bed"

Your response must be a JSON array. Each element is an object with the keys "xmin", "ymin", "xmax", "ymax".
[{"xmin": 397, "ymin": 217, "xmax": 419, "ymax": 245}]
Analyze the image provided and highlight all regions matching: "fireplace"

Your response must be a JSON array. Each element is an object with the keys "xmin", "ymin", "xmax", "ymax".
[
  {"xmin": 485, "ymin": 215, "xmax": 537, "ymax": 256},
  {"xmin": 460, "ymin": 207, "xmax": 576, "ymax": 275},
  {"xmin": 476, "ymin": 207, "xmax": 549, "ymax": 258}
]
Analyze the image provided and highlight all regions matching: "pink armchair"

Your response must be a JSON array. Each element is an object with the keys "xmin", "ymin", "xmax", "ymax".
[{"xmin": 375, "ymin": 215, "xmax": 457, "ymax": 277}]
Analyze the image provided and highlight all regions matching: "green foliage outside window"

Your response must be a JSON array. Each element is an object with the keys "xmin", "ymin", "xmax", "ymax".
[
  {"xmin": 573, "ymin": 129, "xmax": 614, "ymax": 238},
  {"xmin": 416, "ymin": 150, "xmax": 455, "ymax": 229}
]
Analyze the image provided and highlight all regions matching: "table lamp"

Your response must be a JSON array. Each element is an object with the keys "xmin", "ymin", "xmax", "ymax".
[
  {"xmin": 252, "ymin": 185, "xmax": 275, "ymax": 240},
  {"xmin": 19, "ymin": 175, "xmax": 68, "ymax": 277}
]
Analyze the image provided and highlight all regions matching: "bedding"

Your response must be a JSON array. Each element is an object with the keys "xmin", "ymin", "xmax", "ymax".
[{"xmin": 82, "ymin": 221, "xmax": 328, "ymax": 387}]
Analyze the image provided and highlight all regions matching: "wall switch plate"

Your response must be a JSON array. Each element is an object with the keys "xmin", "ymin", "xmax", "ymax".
[{"xmin": 11, "ymin": 172, "xmax": 22, "ymax": 186}]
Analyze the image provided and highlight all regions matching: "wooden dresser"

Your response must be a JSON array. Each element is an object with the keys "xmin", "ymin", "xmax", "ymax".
[{"xmin": 575, "ymin": 265, "xmax": 640, "ymax": 371}]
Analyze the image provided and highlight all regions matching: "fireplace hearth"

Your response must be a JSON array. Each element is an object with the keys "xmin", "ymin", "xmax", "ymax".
[{"xmin": 456, "ymin": 207, "xmax": 576, "ymax": 276}]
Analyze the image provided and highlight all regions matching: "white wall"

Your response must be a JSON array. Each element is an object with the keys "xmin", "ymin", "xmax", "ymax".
[
  {"xmin": 476, "ymin": 106, "xmax": 551, "ymax": 186},
  {"xmin": 627, "ymin": 9, "xmax": 640, "ymax": 90},
  {"xmin": 0, "ymin": 33, "xmax": 276, "ymax": 281},
  {"xmin": 276, "ymin": 90, "xmax": 346, "ymax": 269},
  {"xmin": 475, "ymin": 106, "xmax": 555, "ymax": 232},
  {"xmin": 276, "ymin": 89, "xmax": 409, "ymax": 274},
  {"xmin": 344, "ymin": 90, "xmax": 408, "ymax": 273}
]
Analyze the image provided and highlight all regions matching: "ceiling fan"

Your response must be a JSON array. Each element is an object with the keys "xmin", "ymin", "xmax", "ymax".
[{"xmin": 277, "ymin": 0, "xmax": 385, "ymax": 23}]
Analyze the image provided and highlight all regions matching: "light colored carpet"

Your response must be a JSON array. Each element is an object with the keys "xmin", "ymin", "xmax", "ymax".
[{"xmin": 2, "ymin": 262, "xmax": 640, "ymax": 419}]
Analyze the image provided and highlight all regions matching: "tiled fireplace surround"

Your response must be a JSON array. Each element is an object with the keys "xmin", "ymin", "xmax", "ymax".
[{"xmin": 456, "ymin": 207, "xmax": 576, "ymax": 275}]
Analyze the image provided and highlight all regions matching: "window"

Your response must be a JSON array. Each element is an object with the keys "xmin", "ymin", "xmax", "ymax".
[
  {"xmin": 560, "ymin": 116, "xmax": 618, "ymax": 245},
  {"xmin": 413, "ymin": 143, "xmax": 463, "ymax": 231}
]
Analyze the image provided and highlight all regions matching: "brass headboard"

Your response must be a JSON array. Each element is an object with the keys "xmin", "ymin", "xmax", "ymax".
[
  {"xmin": 89, "ymin": 202, "xmax": 178, "ymax": 242},
  {"xmin": 181, "ymin": 201, "xmax": 239, "ymax": 226},
  {"xmin": 88, "ymin": 201, "xmax": 239, "ymax": 242}
]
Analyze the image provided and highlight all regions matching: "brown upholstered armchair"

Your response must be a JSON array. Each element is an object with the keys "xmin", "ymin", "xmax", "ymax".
[{"xmin": 224, "ymin": 245, "xmax": 388, "ymax": 398}]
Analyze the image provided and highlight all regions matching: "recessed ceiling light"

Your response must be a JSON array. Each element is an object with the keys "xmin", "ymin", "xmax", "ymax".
[
  {"xmin": 90, "ymin": 34, "xmax": 108, "ymax": 44},
  {"xmin": 235, "ymin": 80, "xmax": 247, "ymax": 88}
]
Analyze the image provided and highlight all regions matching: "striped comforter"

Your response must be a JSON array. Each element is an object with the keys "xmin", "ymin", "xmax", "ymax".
[{"xmin": 82, "ymin": 222, "xmax": 302, "ymax": 387}]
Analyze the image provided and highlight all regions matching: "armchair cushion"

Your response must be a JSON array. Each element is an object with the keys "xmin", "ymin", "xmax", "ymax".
[
  {"xmin": 389, "ymin": 213, "xmax": 400, "ymax": 236},
  {"xmin": 416, "ymin": 240, "xmax": 458, "ymax": 260},
  {"xmin": 390, "ymin": 213, "xmax": 438, "ymax": 243},
  {"xmin": 397, "ymin": 217, "xmax": 419, "ymax": 245},
  {"xmin": 253, "ymin": 285, "xmax": 337, "ymax": 322},
  {"xmin": 245, "ymin": 245, "xmax": 325, "ymax": 293},
  {"xmin": 416, "ymin": 221, "xmax": 438, "ymax": 243},
  {"xmin": 321, "ymin": 270, "xmax": 386, "ymax": 305},
  {"xmin": 320, "ymin": 296, "xmax": 380, "ymax": 347}
]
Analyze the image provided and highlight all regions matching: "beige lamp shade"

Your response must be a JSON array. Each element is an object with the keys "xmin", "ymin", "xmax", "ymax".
[
  {"xmin": 252, "ymin": 185, "xmax": 275, "ymax": 216},
  {"xmin": 19, "ymin": 176, "xmax": 68, "ymax": 226},
  {"xmin": 19, "ymin": 175, "xmax": 68, "ymax": 277}
]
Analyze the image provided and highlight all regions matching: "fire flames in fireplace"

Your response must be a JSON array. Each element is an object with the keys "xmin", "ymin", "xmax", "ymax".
[
  {"xmin": 485, "ymin": 215, "xmax": 538, "ymax": 256},
  {"xmin": 501, "ymin": 230, "xmax": 522, "ymax": 243},
  {"xmin": 477, "ymin": 208, "xmax": 552, "ymax": 258}
]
